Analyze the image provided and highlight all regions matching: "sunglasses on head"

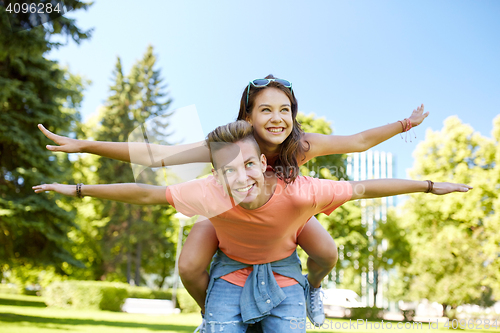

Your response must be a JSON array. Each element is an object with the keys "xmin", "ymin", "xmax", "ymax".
[{"xmin": 246, "ymin": 78, "xmax": 293, "ymax": 106}]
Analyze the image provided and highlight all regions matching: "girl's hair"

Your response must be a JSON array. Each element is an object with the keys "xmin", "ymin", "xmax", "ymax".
[
  {"xmin": 237, "ymin": 74, "xmax": 309, "ymax": 184},
  {"xmin": 206, "ymin": 120, "xmax": 260, "ymax": 169}
]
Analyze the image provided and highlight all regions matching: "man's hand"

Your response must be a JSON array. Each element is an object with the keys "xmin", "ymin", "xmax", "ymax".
[
  {"xmin": 32, "ymin": 183, "xmax": 76, "ymax": 196},
  {"xmin": 431, "ymin": 182, "xmax": 473, "ymax": 195}
]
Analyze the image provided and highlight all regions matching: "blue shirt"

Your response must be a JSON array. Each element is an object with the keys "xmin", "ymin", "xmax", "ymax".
[{"xmin": 206, "ymin": 249, "xmax": 308, "ymax": 324}]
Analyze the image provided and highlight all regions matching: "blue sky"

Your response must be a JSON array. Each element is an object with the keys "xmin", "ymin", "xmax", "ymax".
[{"xmin": 48, "ymin": 0, "xmax": 500, "ymax": 180}]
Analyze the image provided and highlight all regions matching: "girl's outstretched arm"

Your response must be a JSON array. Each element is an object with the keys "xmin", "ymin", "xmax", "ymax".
[
  {"xmin": 303, "ymin": 104, "xmax": 429, "ymax": 158},
  {"xmin": 32, "ymin": 183, "xmax": 168, "ymax": 205},
  {"xmin": 348, "ymin": 179, "xmax": 472, "ymax": 200},
  {"xmin": 38, "ymin": 124, "xmax": 211, "ymax": 167}
]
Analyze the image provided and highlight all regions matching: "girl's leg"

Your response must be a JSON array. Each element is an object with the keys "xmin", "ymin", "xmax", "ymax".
[
  {"xmin": 297, "ymin": 216, "xmax": 338, "ymax": 288},
  {"xmin": 297, "ymin": 216, "xmax": 338, "ymax": 326},
  {"xmin": 178, "ymin": 217, "xmax": 219, "ymax": 313}
]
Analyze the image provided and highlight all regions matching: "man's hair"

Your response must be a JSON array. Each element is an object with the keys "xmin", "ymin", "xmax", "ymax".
[{"xmin": 206, "ymin": 120, "xmax": 261, "ymax": 169}]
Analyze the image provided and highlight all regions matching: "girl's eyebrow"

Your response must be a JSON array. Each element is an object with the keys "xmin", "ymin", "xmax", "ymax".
[{"xmin": 258, "ymin": 103, "xmax": 291, "ymax": 108}]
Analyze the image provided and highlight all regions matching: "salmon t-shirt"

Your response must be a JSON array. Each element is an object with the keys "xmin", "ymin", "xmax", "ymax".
[{"xmin": 165, "ymin": 176, "xmax": 352, "ymax": 286}]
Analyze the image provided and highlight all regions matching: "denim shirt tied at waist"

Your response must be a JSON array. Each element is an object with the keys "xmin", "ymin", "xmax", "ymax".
[{"xmin": 206, "ymin": 249, "xmax": 308, "ymax": 324}]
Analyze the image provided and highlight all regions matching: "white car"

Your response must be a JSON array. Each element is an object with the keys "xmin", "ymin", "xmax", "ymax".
[{"xmin": 323, "ymin": 289, "xmax": 364, "ymax": 318}]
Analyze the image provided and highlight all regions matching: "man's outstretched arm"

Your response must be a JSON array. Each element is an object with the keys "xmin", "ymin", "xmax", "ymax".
[{"xmin": 33, "ymin": 183, "xmax": 168, "ymax": 205}]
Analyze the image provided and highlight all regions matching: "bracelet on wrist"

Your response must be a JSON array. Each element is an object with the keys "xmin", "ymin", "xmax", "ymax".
[
  {"xmin": 398, "ymin": 118, "xmax": 417, "ymax": 142},
  {"xmin": 76, "ymin": 183, "xmax": 84, "ymax": 198},
  {"xmin": 425, "ymin": 180, "xmax": 434, "ymax": 193},
  {"xmin": 398, "ymin": 120, "xmax": 405, "ymax": 133}
]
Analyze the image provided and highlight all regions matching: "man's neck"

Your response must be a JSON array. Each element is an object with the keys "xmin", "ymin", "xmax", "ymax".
[{"xmin": 239, "ymin": 171, "xmax": 278, "ymax": 210}]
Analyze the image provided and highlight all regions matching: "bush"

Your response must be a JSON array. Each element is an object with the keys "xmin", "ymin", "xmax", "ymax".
[
  {"xmin": 44, "ymin": 281, "xmax": 128, "ymax": 311},
  {"xmin": 445, "ymin": 308, "xmax": 458, "ymax": 321},
  {"xmin": 43, "ymin": 281, "xmax": 72, "ymax": 308},
  {"xmin": 99, "ymin": 285, "xmax": 129, "ymax": 311},
  {"xmin": 0, "ymin": 284, "xmax": 19, "ymax": 295},
  {"xmin": 127, "ymin": 286, "xmax": 172, "ymax": 300},
  {"xmin": 126, "ymin": 286, "xmax": 153, "ymax": 299},
  {"xmin": 126, "ymin": 287, "xmax": 197, "ymax": 312},
  {"xmin": 348, "ymin": 306, "xmax": 385, "ymax": 321},
  {"xmin": 0, "ymin": 284, "xmax": 39, "ymax": 296},
  {"xmin": 176, "ymin": 288, "xmax": 200, "ymax": 313},
  {"xmin": 22, "ymin": 289, "xmax": 39, "ymax": 296}
]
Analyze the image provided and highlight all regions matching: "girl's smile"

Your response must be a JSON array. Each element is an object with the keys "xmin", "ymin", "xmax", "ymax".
[{"xmin": 246, "ymin": 87, "xmax": 293, "ymax": 151}]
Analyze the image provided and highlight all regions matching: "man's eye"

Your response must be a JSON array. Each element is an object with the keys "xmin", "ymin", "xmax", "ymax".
[
  {"xmin": 246, "ymin": 162, "xmax": 255, "ymax": 168},
  {"xmin": 224, "ymin": 169, "xmax": 234, "ymax": 174}
]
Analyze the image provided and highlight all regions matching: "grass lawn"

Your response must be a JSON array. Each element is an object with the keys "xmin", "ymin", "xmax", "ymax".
[{"xmin": 1, "ymin": 293, "xmax": 500, "ymax": 333}]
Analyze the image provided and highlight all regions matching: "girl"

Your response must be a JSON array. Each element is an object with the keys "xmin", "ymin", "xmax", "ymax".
[{"xmin": 38, "ymin": 75, "xmax": 428, "ymax": 326}]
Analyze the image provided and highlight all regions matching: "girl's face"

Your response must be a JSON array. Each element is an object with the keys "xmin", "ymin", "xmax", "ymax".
[{"xmin": 246, "ymin": 87, "xmax": 293, "ymax": 149}]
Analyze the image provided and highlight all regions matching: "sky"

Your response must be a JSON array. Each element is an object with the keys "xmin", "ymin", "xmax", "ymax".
[{"xmin": 48, "ymin": 0, "xmax": 500, "ymax": 181}]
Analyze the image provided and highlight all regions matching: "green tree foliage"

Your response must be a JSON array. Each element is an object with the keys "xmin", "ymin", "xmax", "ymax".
[
  {"xmin": 295, "ymin": 113, "xmax": 363, "ymax": 288},
  {"xmin": 318, "ymin": 201, "xmax": 364, "ymax": 291},
  {"xmin": 0, "ymin": 2, "xmax": 91, "ymax": 281},
  {"xmin": 487, "ymin": 115, "xmax": 500, "ymax": 300},
  {"xmin": 297, "ymin": 113, "xmax": 346, "ymax": 180},
  {"xmin": 397, "ymin": 116, "xmax": 500, "ymax": 310},
  {"xmin": 81, "ymin": 46, "xmax": 176, "ymax": 286},
  {"xmin": 296, "ymin": 113, "xmax": 412, "ymax": 295}
]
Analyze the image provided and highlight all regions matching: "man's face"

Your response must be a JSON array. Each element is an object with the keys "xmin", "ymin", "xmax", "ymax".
[{"xmin": 212, "ymin": 140, "xmax": 267, "ymax": 209}]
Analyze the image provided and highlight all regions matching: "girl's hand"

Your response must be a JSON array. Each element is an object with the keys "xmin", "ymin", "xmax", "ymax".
[
  {"xmin": 432, "ymin": 182, "xmax": 472, "ymax": 195},
  {"xmin": 38, "ymin": 124, "xmax": 84, "ymax": 153},
  {"xmin": 408, "ymin": 104, "xmax": 429, "ymax": 127},
  {"xmin": 32, "ymin": 183, "xmax": 76, "ymax": 197}
]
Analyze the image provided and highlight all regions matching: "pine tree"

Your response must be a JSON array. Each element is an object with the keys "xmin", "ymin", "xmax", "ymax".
[
  {"xmin": 88, "ymin": 46, "xmax": 174, "ymax": 285},
  {"xmin": 0, "ymin": 2, "xmax": 91, "ymax": 280}
]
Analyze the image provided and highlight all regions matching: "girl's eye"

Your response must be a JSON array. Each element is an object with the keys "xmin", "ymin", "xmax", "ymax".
[
  {"xmin": 261, "ymin": 108, "xmax": 271, "ymax": 112},
  {"xmin": 246, "ymin": 162, "xmax": 255, "ymax": 168},
  {"xmin": 281, "ymin": 108, "xmax": 290, "ymax": 113}
]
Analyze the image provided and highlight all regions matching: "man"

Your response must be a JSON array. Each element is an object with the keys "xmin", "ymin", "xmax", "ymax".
[{"xmin": 34, "ymin": 120, "xmax": 472, "ymax": 332}]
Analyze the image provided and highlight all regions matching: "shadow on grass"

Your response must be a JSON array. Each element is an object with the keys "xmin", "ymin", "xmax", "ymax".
[
  {"xmin": 0, "ymin": 297, "xmax": 46, "ymax": 308},
  {"xmin": 0, "ymin": 312, "xmax": 194, "ymax": 332}
]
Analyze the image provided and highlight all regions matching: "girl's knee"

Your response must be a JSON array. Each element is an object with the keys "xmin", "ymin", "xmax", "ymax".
[
  {"xmin": 178, "ymin": 254, "xmax": 206, "ymax": 279},
  {"xmin": 326, "ymin": 247, "xmax": 338, "ymax": 268},
  {"xmin": 316, "ymin": 246, "xmax": 338, "ymax": 268}
]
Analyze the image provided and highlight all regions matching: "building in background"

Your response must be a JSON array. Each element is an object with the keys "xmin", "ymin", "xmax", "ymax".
[{"xmin": 333, "ymin": 151, "xmax": 396, "ymax": 308}]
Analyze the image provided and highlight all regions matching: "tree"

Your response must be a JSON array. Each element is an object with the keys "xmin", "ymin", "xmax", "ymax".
[
  {"xmin": 296, "ymin": 113, "xmax": 414, "ymax": 301},
  {"xmin": 295, "ymin": 113, "xmax": 363, "ymax": 289},
  {"xmin": 0, "ymin": 1, "xmax": 91, "ymax": 282},
  {"xmin": 396, "ymin": 116, "xmax": 499, "ymax": 312},
  {"xmin": 83, "ymin": 46, "xmax": 175, "ymax": 286},
  {"xmin": 485, "ymin": 115, "xmax": 500, "ymax": 300},
  {"xmin": 297, "ymin": 113, "xmax": 346, "ymax": 180}
]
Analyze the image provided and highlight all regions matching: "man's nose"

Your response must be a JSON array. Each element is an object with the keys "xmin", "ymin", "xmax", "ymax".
[{"xmin": 235, "ymin": 168, "xmax": 248, "ymax": 183}]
